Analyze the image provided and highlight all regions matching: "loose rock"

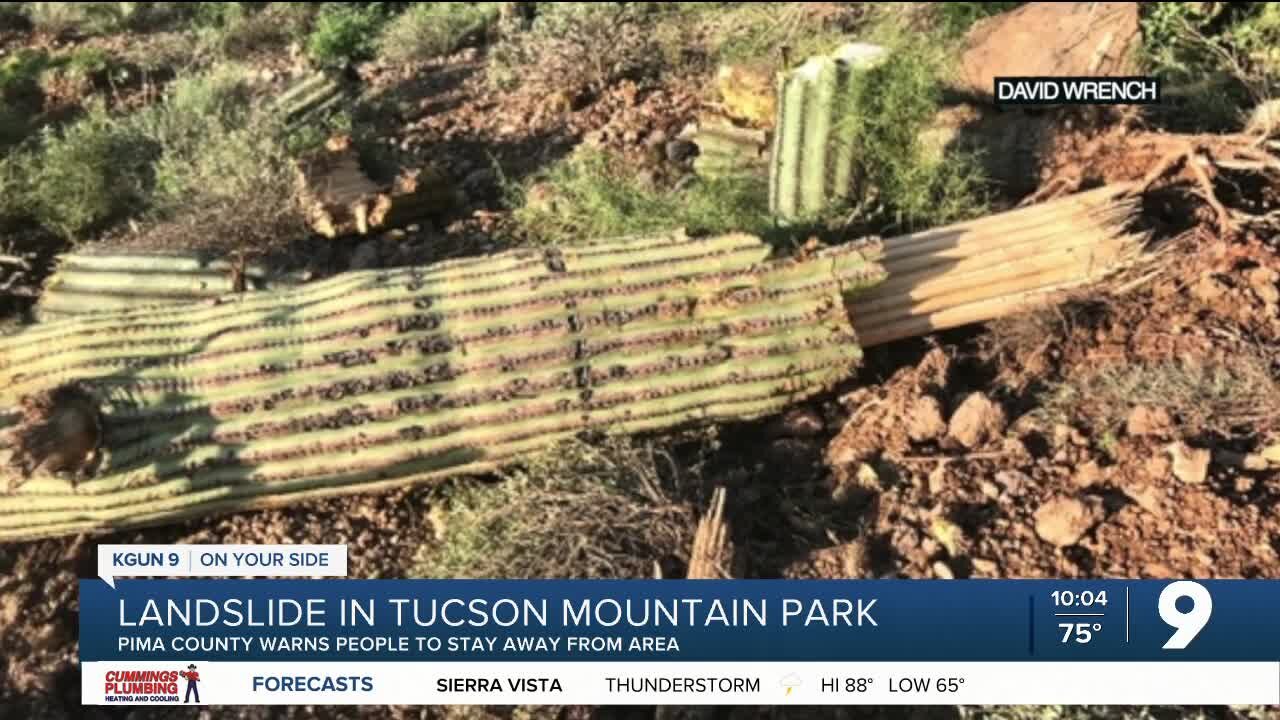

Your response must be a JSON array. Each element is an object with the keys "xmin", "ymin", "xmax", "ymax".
[
  {"xmin": 994, "ymin": 469, "xmax": 1030, "ymax": 496},
  {"xmin": 926, "ymin": 463, "xmax": 949, "ymax": 496},
  {"xmin": 947, "ymin": 393, "xmax": 1007, "ymax": 448},
  {"xmin": 1192, "ymin": 274, "xmax": 1229, "ymax": 305},
  {"xmin": 1073, "ymin": 461, "xmax": 1104, "ymax": 489},
  {"xmin": 956, "ymin": 2, "xmax": 1139, "ymax": 98},
  {"xmin": 929, "ymin": 517, "xmax": 964, "ymax": 557},
  {"xmin": 1247, "ymin": 267, "xmax": 1279, "ymax": 307},
  {"xmin": 665, "ymin": 139, "xmax": 699, "ymax": 164},
  {"xmin": 1263, "ymin": 444, "xmax": 1280, "ymax": 466},
  {"xmin": 776, "ymin": 408, "xmax": 825, "ymax": 438},
  {"xmin": 1168, "ymin": 442, "xmax": 1211, "ymax": 485},
  {"xmin": 1033, "ymin": 496, "xmax": 1103, "ymax": 548},
  {"xmin": 906, "ymin": 396, "xmax": 948, "ymax": 443},
  {"xmin": 1145, "ymin": 453, "xmax": 1172, "ymax": 481},
  {"xmin": 970, "ymin": 558, "xmax": 1000, "ymax": 577},
  {"xmin": 1122, "ymin": 483, "xmax": 1164, "ymax": 515},
  {"xmin": 1126, "ymin": 405, "xmax": 1173, "ymax": 438},
  {"xmin": 1246, "ymin": 98, "xmax": 1280, "ymax": 137}
]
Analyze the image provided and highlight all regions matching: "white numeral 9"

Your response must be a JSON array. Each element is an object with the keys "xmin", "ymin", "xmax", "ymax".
[{"xmin": 1158, "ymin": 581, "xmax": 1212, "ymax": 650}]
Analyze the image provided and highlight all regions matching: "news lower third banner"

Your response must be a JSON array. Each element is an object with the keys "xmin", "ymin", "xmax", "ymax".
[{"xmin": 81, "ymin": 579, "xmax": 1280, "ymax": 705}]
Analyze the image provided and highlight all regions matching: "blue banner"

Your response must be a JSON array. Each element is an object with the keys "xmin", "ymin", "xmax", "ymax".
[{"xmin": 80, "ymin": 579, "xmax": 1275, "ymax": 663}]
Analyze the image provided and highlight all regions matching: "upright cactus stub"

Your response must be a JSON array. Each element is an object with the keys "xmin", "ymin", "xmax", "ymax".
[
  {"xmin": 769, "ymin": 43, "xmax": 889, "ymax": 221},
  {"xmin": 0, "ymin": 232, "xmax": 885, "ymax": 540}
]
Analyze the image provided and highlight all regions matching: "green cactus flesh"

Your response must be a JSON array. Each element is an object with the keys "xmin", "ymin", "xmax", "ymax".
[
  {"xmin": 273, "ymin": 71, "xmax": 348, "ymax": 129},
  {"xmin": 35, "ymin": 250, "xmax": 312, "ymax": 321},
  {"xmin": 0, "ymin": 232, "xmax": 884, "ymax": 540},
  {"xmin": 689, "ymin": 125, "xmax": 769, "ymax": 180},
  {"xmin": 769, "ymin": 43, "xmax": 889, "ymax": 221}
]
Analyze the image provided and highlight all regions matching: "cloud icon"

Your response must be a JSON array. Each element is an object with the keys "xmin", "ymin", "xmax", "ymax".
[{"xmin": 780, "ymin": 673, "xmax": 802, "ymax": 696}]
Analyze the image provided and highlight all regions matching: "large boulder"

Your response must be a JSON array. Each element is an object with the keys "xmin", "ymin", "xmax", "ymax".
[{"xmin": 955, "ymin": 2, "xmax": 1141, "ymax": 99}]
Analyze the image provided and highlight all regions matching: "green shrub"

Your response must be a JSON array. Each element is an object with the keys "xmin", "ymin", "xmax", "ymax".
[
  {"xmin": 0, "ymin": 105, "xmax": 30, "ymax": 148},
  {"xmin": 0, "ymin": 48, "xmax": 50, "ymax": 102},
  {"xmin": 414, "ymin": 435, "xmax": 698, "ymax": 579},
  {"xmin": 0, "ymin": 155, "xmax": 26, "ymax": 226},
  {"xmin": 22, "ymin": 1, "xmax": 90, "ymax": 34},
  {"xmin": 306, "ymin": 3, "xmax": 388, "ymax": 66},
  {"xmin": 23, "ymin": 2, "xmax": 151, "ymax": 35},
  {"xmin": 1141, "ymin": 3, "xmax": 1280, "ymax": 127},
  {"xmin": 47, "ymin": 46, "xmax": 123, "ymax": 95},
  {"xmin": 0, "ymin": 50, "xmax": 50, "ymax": 148},
  {"xmin": 830, "ymin": 40, "xmax": 989, "ymax": 231},
  {"xmin": 703, "ymin": 2, "xmax": 868, "ymax": 67},
  {"xmin": 4, "ymin": 46, "xmax": 125, "ymax": 108},
  {"xmin": 6, "ymin": 63, "xmax": 309, "ymax": 245},
  {"xmin": 488, "ymin": 2, "xmax": 662, "ymax": 95},
  {"xmin": 376, "ymin": 2, "xmax": 499, "ymax": 63},
  {"xmin": 131, "ymin": 64, "xmax": 302, "ymax": 246},
  {"xmin": 17, "ymin": 105, "xmax": 155, "ymax": 241},
  {"xmin": 0, "ymin": 2, "xmax": 26, "ymax": 27},
  {"xmin": 932, "ymin": 2, "xmax": 1022, "ymax": 37},
  {"xmin": 198, "ymin": 2, "xmax": 316, "ymax": 56},
  {"xmin": 512, "ymin": 148, "xmax": 774, "ymax": 245},
  {"xmin": 132, "ymin": 65, "xmax": 258, "ymax": 205},
  {"xmin": 64, "ymin": 46, "xmax": 112, "ymax": 76}
]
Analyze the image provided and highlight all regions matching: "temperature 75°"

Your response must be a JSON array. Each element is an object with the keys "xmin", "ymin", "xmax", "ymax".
[{"xmin": 1060, "ymin": 622, "xmax": 1102, "ymax": 644}]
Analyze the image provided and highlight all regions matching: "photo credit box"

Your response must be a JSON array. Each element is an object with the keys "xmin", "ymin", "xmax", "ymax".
[
  {"xmin": 994, "ymin": 76, "xmax": 1162, "ymax": 105},
  {"xmin": 80, "ymin": 579, "xmax": 1280, "ymax": 705}
]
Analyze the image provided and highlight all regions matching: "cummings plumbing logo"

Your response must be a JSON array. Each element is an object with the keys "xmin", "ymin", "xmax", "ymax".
[{"xmin": 103, "ymin": 665, "xmax": 203, "ymax": 704}]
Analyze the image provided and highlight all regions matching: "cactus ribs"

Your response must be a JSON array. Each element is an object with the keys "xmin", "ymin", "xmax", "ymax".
[{"xmin": 0, "ymin": 231, "xmax": 885, "ymax": 540}]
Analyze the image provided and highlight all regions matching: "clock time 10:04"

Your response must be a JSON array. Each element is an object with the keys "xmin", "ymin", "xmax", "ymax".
[{"xmin": 1051, "ymin": 590, "xmax": 1108, "ymax": 608}]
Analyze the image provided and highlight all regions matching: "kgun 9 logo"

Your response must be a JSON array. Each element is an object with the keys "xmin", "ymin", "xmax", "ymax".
[{"xmin": 1158, "ymin": 581, "xmax": 1213, "ymax": 650}]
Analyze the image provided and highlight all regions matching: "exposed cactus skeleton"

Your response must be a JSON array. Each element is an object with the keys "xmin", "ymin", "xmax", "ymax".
[
  {"xmin": 296, "ymin": 136, "xmax": 454, "ymax": 239},
  {"xmin": 0, "ymin": 232, "xmax": 885, "ymax": 540}
]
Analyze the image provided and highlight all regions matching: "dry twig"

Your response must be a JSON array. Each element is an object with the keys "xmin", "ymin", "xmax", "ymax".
[{"xmin": 686, "ymin": 487, "xmax": 733, "ymax": 579}]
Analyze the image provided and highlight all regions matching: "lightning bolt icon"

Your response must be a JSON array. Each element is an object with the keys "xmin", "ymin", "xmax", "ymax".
[{"xmin": 780, "ymin": 673, "xmax": 802, "ymax": 697}]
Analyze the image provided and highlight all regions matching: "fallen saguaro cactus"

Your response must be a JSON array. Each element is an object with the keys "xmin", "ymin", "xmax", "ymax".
[
  {"xmin": 26, "ymin": 187, "xmax": 1143, "ymax": 333},
  {"xmin": 34, "ymin": 250, "xmax": 315, "ymax": 322},
  {"xmin": 0, "ymin": 187, "xmax": 1143, "ymax": 540},
  {"xmin": 684, "ymin": 121, "xmax": 770, "ymax": 180},
  {"xmin": 0, "ymin": 232, "xmax": 885, "ymax": 540},
  {"xmin": 272, "ymin": 71, "xmax": 350, "ymax": 130}
]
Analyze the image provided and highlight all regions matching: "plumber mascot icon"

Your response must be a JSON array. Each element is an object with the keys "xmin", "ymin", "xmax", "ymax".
[{"xmin": 179, "ymin": 663, "xmax": 201, "ymax": 703}]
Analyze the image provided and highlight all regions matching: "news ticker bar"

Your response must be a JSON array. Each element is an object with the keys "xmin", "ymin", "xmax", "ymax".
[
  {"xmin": 83, "ymin": 661, "xmax": 1279, "ymax": 706},
  {"xmin": 81, "ymin": 579, "xmax": 1278, "ymax": 662}
]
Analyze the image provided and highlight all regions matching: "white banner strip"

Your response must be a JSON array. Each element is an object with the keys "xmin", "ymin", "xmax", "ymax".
[
  {"xmin": 97, "ymin": 545, "xmax": 347, "ymax": 586},
  {"xmin": 82, "ymin": 661, "xmax": 1280, "ymax": 706}
]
